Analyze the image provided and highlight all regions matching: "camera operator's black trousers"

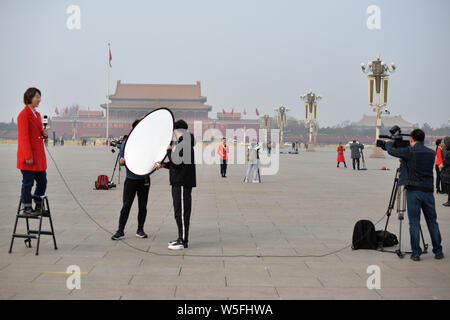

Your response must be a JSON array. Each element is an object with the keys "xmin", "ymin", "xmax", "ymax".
[
  {"xmin": 352, "ymin": 158, "xmax": 360, "ymax": 170},
  {"xmin": 171, "ymin": 185, "xmax": 192, "ymax": 242},
  {"xmin": 118, "ymin": 177, "xmax": 150, "ymax": 233},
  {"xmin": 220, "ymin": 159, "xmax": 227, "ymax": 177}
]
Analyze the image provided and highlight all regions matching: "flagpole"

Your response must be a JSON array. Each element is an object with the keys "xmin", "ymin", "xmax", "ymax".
[{"xmin": 106, "ymin": 42, "xmax": 110, "ymax": 142}]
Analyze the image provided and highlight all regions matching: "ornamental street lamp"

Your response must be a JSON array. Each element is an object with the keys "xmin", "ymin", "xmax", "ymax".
[
  {"xmin": 300, "ymin": 89, "xmax": 322, "ymax": 152},
  {"xmin": 274, "ymin": 106, "xmax": 289, "ymax": 146},
  {"xmin": 361, "ymin": 54, "xmax": 396, "ymax": 158}
]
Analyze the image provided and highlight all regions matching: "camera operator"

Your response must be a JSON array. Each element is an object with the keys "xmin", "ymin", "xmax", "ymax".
[
  {"xmin": 384, "ymin": 129, "xmax": 443, "ymax": 261},
  {"xmin": 111, "ymin": 119, "xmax": 151, "ymax": 240}
]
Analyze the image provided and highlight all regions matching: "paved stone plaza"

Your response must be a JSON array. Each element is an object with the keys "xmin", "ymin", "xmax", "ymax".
[{"xmin": 0, "ymin": 144, "xmax": 449, "ymax": 300}]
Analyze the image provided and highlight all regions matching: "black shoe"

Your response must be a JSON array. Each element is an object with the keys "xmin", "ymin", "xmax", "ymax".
[
  {"xmin": 443, "ymin": 202, "xmax": 450, "ymax": 207},
  {"xmin": 23, "ymin": 206, "xmax": 39, "ymax": 216},
  {"xmin": 410, "ymin": 255, "xmax": 420, "ymax": 261},
  {"xmin": 111, "ymin": 230, "xmax": 125, "ymax": 240},
  {"xmin": 136, "ymin": 230, "xmax": 148, "ymax": 238},
  {"xmin": 435, "ymin": 252, "xmax": 444, "ymax": 260}
]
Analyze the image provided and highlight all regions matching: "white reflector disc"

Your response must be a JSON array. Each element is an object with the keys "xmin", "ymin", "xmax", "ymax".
[{"xmin": 124, "ymin": 108, "xmax": 174, "ymax": 176}]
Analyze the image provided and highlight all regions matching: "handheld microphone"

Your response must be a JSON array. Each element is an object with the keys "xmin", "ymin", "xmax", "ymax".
[{"xmin": 43, "ymin": 115, "xmax": 48, "ymax": 129}]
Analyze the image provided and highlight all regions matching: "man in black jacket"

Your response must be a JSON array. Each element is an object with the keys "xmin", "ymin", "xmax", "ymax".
[
  {"xmin": 385, "ymin": 129, "xmax": 443, "ymax": 261},
  {"xmin": 157, "ymin": 120, "xmax": 196, "ymax": 250}
]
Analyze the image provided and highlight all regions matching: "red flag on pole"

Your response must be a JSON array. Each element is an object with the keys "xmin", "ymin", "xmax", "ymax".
[
  {"xmin": 256, "ymin": 108, "xmax": 260, "ymax": 116},
  {"xmin": 55, "ymin": 107, "xmax": 59, "ymax": 115},
  {"xmin": 75, "ymin": 105, "xmax": 79, "ymax": 113},
  {"xmin": 65, "ymin": 106, "xmax": 68, "ymax": 115},
  {"xmin": 243, "ymin": 108, "xmax": 247, "ymax": 115},
  {"xmin": 222, "ymin": 108, "xmax": 225, "ymax": 114},
  {"xmin": 231, "ymin": 108, "xmax": 234, "ymax": 115},
  {"xmin": 109, "ymin": 46, "xmax": 112, "ymax": 67}
]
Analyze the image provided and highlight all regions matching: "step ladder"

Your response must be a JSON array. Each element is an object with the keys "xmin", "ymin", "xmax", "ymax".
[{"xmin": 8, "ymin": 195, "xmax": 58, "ymax": 256}]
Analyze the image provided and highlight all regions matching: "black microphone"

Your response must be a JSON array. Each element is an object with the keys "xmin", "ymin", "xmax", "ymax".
[{"xmin": 43, "ymin": 115, "xmax": 48, "ymax": 129}]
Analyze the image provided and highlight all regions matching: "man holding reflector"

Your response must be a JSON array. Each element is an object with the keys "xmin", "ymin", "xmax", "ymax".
[{"xmin": 157, "ymin": 120, "xmax": 196, "ymax": 250}]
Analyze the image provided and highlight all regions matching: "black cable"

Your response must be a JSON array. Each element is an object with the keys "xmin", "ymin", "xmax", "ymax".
[{"xmin": 45, "ymin": 145, "xmax": 387, "ymax": 259}]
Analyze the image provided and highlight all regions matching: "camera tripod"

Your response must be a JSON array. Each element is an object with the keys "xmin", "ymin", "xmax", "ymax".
[
  {"xmin": 110, "ymin": 148, "xmax": 122, "ymax": 187},
  {"xmin": 379, "ymin": 165, "xmax": 428, "ymax": 258}
]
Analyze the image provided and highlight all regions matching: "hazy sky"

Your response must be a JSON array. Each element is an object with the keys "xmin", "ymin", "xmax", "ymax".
[{"xmin": 1, "ymin": 0, "xmax": 449, "ymax": 127}]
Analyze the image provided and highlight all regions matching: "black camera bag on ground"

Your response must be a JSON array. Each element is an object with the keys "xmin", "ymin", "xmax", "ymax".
[{"xmin": 375, "ymin": 230, "xmax": 399, "ymax": 247}]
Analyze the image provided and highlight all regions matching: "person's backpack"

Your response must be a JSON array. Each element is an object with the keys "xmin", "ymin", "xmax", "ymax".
[
  {"xmin": 352, "ymin": 220, "xmax": 378, "ymax": 250},
  {"xmin": 376, "ymin": 230, "xmax": 398, "ymax": 247},
  {"xmin": 95, "ymin": 175, "xmax": 109, "ymax": 190}
]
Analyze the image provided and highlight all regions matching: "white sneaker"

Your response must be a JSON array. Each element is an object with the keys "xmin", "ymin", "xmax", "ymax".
[
  {"xmin": 244, "ymin": 179, "xmax": 249, "ymax": 183},
  {"xmin": 252, "ymin": 180, "xmax": 260, "ymax": 183},
  {"xmin": 168, "ymin": 239, "xmax": 186, "ymax": 250}
]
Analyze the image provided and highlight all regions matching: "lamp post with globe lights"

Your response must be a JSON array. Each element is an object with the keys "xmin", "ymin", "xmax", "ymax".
[
  {"xmin": 300, "ymin": 90, "xmax": 322, "ymax": 152},
  {"xmin": 361, "ymin": 54, "xmax": 396, "ymax": 158}
]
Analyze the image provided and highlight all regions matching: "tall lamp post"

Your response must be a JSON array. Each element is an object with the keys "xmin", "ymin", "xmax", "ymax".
[
  {"xmin": 300, "ymin": 90, "xmax": 322, "ymax": 152},
  {"xmin": 361, "ymin": 54, "xmax": 396, "ymax": 158},
  {"xmin": 274, "ymin": 106, "xmax": 289, "ymax": 147}
]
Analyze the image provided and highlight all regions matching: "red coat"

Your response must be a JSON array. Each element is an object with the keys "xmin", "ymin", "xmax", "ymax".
[
  {"xmin": 435, "ymin": 146, "xmax": 443, "ymax": 166},
  {"xmin": 337, "ymin": 145, "xmax": 346, "ymax": 162},
  {"xmin": 17, "ymin": 106, "xmax": 47, "ymax": 171},
  {"xmin": 218, "ymin": 143, "xmax": 229, "ymax": 160}
]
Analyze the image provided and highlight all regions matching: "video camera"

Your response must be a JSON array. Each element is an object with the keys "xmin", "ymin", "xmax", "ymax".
[
  {"xmin": 110, "ymin": 137, "xmax": 124, "ymax": 149},
  {"xmin": 376, "ymin": 125, "xmax": 410, "ymax": 150}
]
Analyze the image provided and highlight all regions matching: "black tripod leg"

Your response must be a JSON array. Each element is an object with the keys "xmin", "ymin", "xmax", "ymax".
[
  {"xmin": 419, "ymin": 225, "xmax": 428, "ymax": 253},
  {"xmin": 395, "ymin": 219, "xmax": 405, "ymax": 258}
]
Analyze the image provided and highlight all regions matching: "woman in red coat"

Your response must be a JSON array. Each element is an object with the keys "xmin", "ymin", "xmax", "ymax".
[
  {"xmin": 337, "ymin": 142, "xmax": 347, "ymax": 168},
  {"xmin": 17, "ymin": 88, "xmax": 48, "ymax": 215}
]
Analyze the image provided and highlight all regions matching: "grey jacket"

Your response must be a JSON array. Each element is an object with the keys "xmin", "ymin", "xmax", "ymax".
[{"xmin": 350, "ymin": 142, "xmax": 364, "ymax": 159}]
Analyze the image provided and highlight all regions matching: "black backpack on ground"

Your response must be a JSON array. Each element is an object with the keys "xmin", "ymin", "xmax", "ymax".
[
  {"xmin": 352, "ymin": 220, "xmax": 378, "ymax": 250},
  {"xmin": 375, "ymin": 230, "xmax": 398, "ymax": 247}
]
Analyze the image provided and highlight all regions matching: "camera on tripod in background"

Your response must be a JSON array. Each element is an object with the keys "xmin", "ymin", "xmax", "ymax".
[
  {"xmin": 376, "ymin": 125, "xmax": 411, "ymax": 150},
  {"xmin": 110, "ymin": 136, "xmax": 126, "ymax": 153}
]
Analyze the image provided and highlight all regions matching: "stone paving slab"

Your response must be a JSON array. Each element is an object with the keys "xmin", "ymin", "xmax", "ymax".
[{"xmin": 0, "ymin": 144, "xmax": 449, "ymax": 299}]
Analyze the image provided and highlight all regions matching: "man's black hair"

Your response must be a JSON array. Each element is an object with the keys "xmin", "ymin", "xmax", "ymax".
[
  {"xmin": 410, "ymin": 129, "xmax": 425, "ymax": 143},
  {"xmin": 353, "ymin": 140, "xmax": 356, "ymax": 143},
  {"xmin": 174, "ymin": 119, "xmax": 188, "ymax": 130},
  {"xmin": 132, "ymin": 119, "xmax": 140, "ymax": 129}
]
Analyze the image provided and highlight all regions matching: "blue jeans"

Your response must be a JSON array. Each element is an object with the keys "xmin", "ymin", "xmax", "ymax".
[
  {"xmin": 20, "ymin": 170, "xmax": 47, "ymax": 206},
  {"xmin": 406, "ymin": 190, "xmax": 443, "ymax": 256}
]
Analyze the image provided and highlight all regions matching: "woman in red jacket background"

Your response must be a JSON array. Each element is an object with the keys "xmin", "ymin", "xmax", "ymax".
[
  {"xmin": 337, "ymin": 142, "xmax": 347, "ymax": 168},
  {"xmin": 17, "ymin": 88, "xmax": 48, "ymax": 215},
  {"xmin": 218, "ymin": 137, "xmax": 229, "ymax": 177},
  {"xmin": 435, "ymin": 139, "xmax": 444, "ymax": 193}
]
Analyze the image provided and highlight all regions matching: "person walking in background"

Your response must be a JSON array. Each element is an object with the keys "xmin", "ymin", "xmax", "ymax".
[
  {"xmin": 337, "ymin": 142, "xmax": 347, "ymax": 168},
  {"xmin": 350, "ymin": 140, "xmax": 364, "ymax": 170},
  {"xmin": 17, "ymin": 88, "xmax": 48, "ymax": 216},
  {"xmin": 435, "ymin": 139, "xmax": 444, "ymax": 194},
  {"xmin": 245, "ymin": 139, "xmax": 261, "ymax": 183},
  {"xmin": 439, "ymin": 136, "xmax": 450, "ymax": 206},
  {"xmin": 218, "ymin": 137, "xmax": 229, "ymax": 178}
]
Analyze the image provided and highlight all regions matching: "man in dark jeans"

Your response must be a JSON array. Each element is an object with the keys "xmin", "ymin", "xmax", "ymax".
[
  {"xmin": 350, "ymin": 140, "xmax": 364, "ymax": 170},
  {"xmin": 111, "ymin": 120, "xmax": 150, "ymax": 240},
  {"xmin": 157, "ymin": 120, "xmax": 196, "ymax": 250},
  {"xmin": 386, "ymin": 129, "xmax": 444, "ymax": 261}
]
